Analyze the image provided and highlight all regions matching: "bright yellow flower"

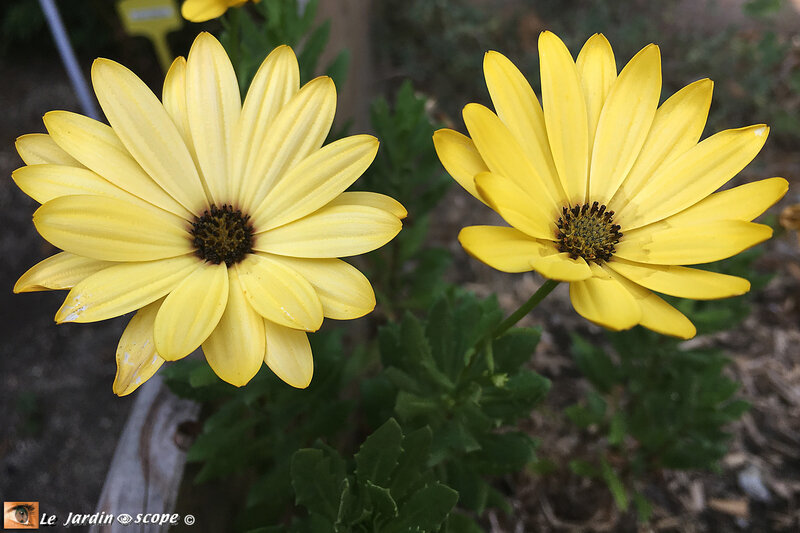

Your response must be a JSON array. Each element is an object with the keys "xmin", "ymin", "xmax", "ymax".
[
  {"xmin": 181, "ymin": 0, "xmax": 256, "ymax": 22},
  {"xmin": 434, "ymin": 31, "xmax": 787, "ymax": 339},
  {"xmin": 14, "ymin": 33, "xmax": 404, "ymax": 394}
]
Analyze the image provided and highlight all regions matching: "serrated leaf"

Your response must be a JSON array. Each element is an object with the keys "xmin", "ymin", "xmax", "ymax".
[
  {"xmin": 356, "ymin": 418, "xmax": 403, "ymax": 486},
  {"xmin": 395, "ymin": 390, "xmax": 440, "ymax": 421},
  {"xmin": 390, "ymin": 426, "xmax": 433, "ymax": 499},
  {"xmin": 386, "ymin": 482, "xmax": 459, "ymax": 533},
  {"xmin": 291, "ymin": 448, "xmax": 346, "ymax": 520},
  {"xmin": 366, "ymin": 481, "xmax": 398, "ymax": 522},
  {"xmin": 491, "ymin": 327, "xmax": 541, "ymax": 373}
]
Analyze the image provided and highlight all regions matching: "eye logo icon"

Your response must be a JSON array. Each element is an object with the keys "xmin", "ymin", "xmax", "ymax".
[
  {"xmin": 3, "ymin": 501, "xmax": 39, "ymax": 529},
  {"xmin": 117, "ymin": 513, "xmax": 133, "ymax": 525}
]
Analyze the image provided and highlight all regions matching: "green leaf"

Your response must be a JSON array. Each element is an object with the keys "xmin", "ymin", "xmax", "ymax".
[
  {"xmin": 356, "ymin": 418, "xmax": 404, "ymax": 486},
  {"xmin": 386, "ymin": 482, "xmax": 459, "ymax": 533},
  {"xmin": 491, "ymin": 327, "xmax": 541, "ymax": 373},
  {"xmin": 600, "ymin": 458, "xmax": 629, "ymax": 512},
  {"xmin": 571, "ymin": 333, "xmax": 617, "ymax": 393},
  {"xmin": 291, "ymin": 448, "xmax": 346, "ymax": 520},
  {"xmin": 608, "ymin": 412, "xmax": 626, "ymax": 447},
  {"xmin": 390, "ymin": 426, "xmax": 433, "ymax": 500},
  {"xmin": 445, "ymin": 512, "xmax": 484, "ymax": 533},
  {"xmin": 366, "ymin": 481, "xmax": 398, "ymax": 522},
  {"xmin": 568, "ymin": 459, "xmax": 598, "ymax": 478},
  {"xmin": 633, "ymin": 491, "xmax": 653, "ymax": 523},
  {"xmin": 395, "ymin": 390, "xmax": 440, "ymax": 421}
]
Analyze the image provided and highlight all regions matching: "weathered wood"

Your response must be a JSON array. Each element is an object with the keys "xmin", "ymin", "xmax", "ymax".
[{"xmin": 90, "ymin": 375, "xmax": 200, "ymax": 533}]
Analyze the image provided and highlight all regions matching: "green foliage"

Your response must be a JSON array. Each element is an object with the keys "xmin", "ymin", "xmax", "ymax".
[
  {"xmin": 359, "ymin": 81, "xmax": 453, "ymax": 314},
  {"xmin": 562, "ymin": 247, "xmax": 769, "ymax": 519},
  {"xmin": 365, "ymin": 291, "xmax": 550, "ymax": 515},
  {"xmin": 220, "ymin": 0, "xmax": 349, "ymax": 94},
  {"xmin": 290, "ymin": 419, "xmax": 458, "ymax": 533},
  {"xmin": 163, "ymin": 330, "xmax": 356, "ymax": 529}
]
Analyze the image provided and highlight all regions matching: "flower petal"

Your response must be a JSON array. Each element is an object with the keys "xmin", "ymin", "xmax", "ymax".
[
  {"xmin": 154, "ymin": 262, "xmax": 229, "ymax": 360},
  {"xmin": 474, "ymin": 172, "xmax": 555, "ymax": 240},
  {"xmin": 91, "ymin": 58, "xmax": 208, "ymax": 213},
  {"xmin": 202, "ymin": 267, "xmax": 265, "ymax": 386},
  {"xmin": 569, "ymin": 263, "xmax": 641, "ymax": 330},
  {"xmin": 458, "ymin": 225, "xmax": 543, "ymax": 273},
  {"xmin": 589, "ymin": 44, "xmax": 661, "ymax": 203},
  {"xmin": 181, "ymin": 0, "xmax": 228, "ymax": 22},
  {"xmin": 13, "ymin": 164, "xmax": 144, "ymax": 205},
  {"xmin": 530, "ymin": 249, "xmax": 593, "ymax": 282},
  {"xmin": 576, "ymin": 34, "xmax": 616, "ymax": 157},
  {"xmin": 55, "ymin": 255, "xmax": 201, "ymax": 323},
  {"xmin": 238, "ymin": 76, "xmax": 336, "ymax": 211},
  {"xmin": 43, "ymin": 111, "xmax": 192, "ymax": 219},
  {"xmin": 258, "ymin": 253, "xmax": 375, "ymax": 320},
  {"xmin": 14, "ymin": 252, "xmax": 111, "ymax": 293},
  {"xmin": 607, "ymin": 257, "xmax": 750, "ymax": 300},
  {"xmin": 231, "ymin": 45, "xmax": 299, "ymax": 199},
  {"xmin": 653, "ymin": 177, "xmax": 788, "ymax": 228},
  {"xmin": 113, "ymin": 299, "xmax": 165, "ymax": 396},
  {"xmin": 432, "ymin": 128, "xmax": 489, "ymax": 204},
  {"xmin": 463, "ymin": 103, "xmax": 560, "ymax": 210},
  {"xmin": 483, "ymin": 50, "xmax": 564, "ymax": 203},
  {"xmin": 618, "ymin": 124, "xmax": 769, "ymax": 230},
  {"xmin": 236, "ymin": 254, "xmax": 324, "ymax": 330},
  {"xmin": 327, "ymin": 192, "xmax": 408, "ymax": 219},
  {"xmin": 16, "ymin": 133, "xmax": 83, "ymax": 166},
  {"xmin": 539, "ymin": 30, "xmax": 589, "ymax": 205},
  {"xmin": 34, "ymin": 195, "xmax": 193, "ymax": 261},
  {"xmin": 253, "ymin": 204, "xmax": 402, "ymax": 258},
  {"xmin": 609, "ymin": 79, "xmax": 713, "ymax": 214},
  {"xmin": 162, "ymin": 56, "xmax": 195, "ymax": 158},
  {"xmin": 615, "ymin": 220, "xmax": 772, "ymax": 265},
  {"xmin": 186, "ymin": 32, "xmax": 241, "ymax": 204},
  {"xmin": 604, "ymin": 266, "xmax": 696, "ymax": 339},
  {"xmin": 251, "ymin": 135, "xmax": 379, "ymax": 231},
  {"xmin": 263, "ymin": 321, "xmax": 313, "ymax": 389}
]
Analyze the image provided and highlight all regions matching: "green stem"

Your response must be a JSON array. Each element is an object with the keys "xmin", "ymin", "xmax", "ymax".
[
  {"xmin": 491, "ymin": 279, "xmax": 559, "ymax": 339},
  {"xmin": 461, "ymin": 279, "xmax": 559, "ymax": 377}
]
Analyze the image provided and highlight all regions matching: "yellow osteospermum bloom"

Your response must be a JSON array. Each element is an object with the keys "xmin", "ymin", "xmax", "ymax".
[
  {"xmin": 181, "ymin": 0, "xmax": 256, "ymax": 22},
  {"xmin": 434, "ymin": 31, "xmax": 787, "ymax": 339},
  {"xmin": 14, "ymin": 32, "xmax": 404, "ymax": 394}
]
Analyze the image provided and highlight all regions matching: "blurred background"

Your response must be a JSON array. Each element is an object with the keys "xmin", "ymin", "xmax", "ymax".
[{"xmin": 1, "ymin": 0, "xmax": 799, "ymax": 531}]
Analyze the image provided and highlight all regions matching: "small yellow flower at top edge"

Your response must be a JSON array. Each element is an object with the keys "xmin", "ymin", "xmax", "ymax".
[
  {"xmin": 13, "ymin": 32, "xmax": 405, "ymax": 395},
  {"xmin": 434, "ymin": 31, "xmax": 788, "ymax": 339},
  {"xmin": 181, "ymin": 0, "xmax": 259, "ymax": 22}
]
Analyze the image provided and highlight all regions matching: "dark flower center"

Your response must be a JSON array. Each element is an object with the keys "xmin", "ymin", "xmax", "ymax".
[
  {"xmin": 190, "ymin": 204, "xmax": 253, "ymax": 266},
  {"xmin": 555, "ymin": 201, "xmax": 622, "ymax": 263}
]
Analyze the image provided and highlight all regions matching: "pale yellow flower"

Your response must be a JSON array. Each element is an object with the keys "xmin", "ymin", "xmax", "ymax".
[
  {"xmin": 434, "ymin": 32, "xmax": 787, "ymax": 338},
  {"xmin": 181, "ymin": 0, "xmax": 257, "ymax": 22},
  {"xmin": 14, "ymin": 33, "xmax": 404, "ymax": 394}
]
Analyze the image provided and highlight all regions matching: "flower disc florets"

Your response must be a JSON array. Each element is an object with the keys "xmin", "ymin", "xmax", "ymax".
[
  {"xmin": 191, "ymin": 204, "xmax": 253, "ymax": 266},
  {"xmin": 556, "ymin": 201, "xmax": 622, "ymax": 263}
]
